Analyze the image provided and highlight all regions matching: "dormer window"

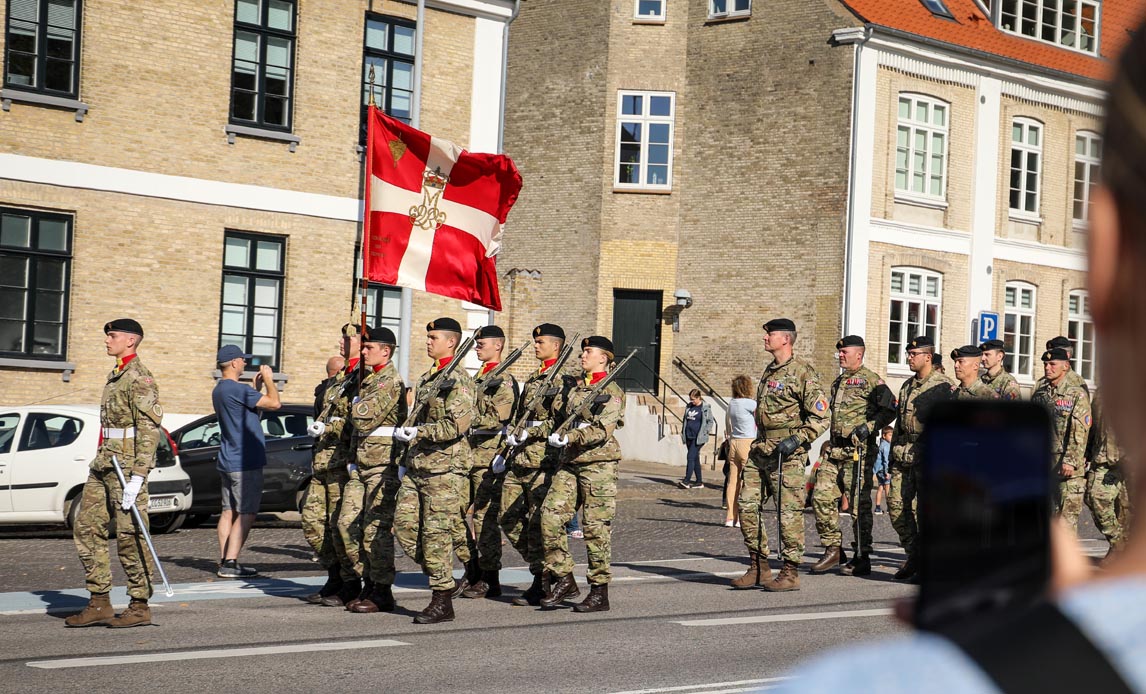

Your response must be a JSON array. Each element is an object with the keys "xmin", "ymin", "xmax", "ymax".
[{"xmin": 998, "ymin": 0, "xmax": 1100, "ymax": 55}]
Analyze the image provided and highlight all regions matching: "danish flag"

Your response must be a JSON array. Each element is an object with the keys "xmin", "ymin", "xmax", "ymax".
[{"xmin": 363, "ymin": 107, "xmax": 522, "ymax": 311}]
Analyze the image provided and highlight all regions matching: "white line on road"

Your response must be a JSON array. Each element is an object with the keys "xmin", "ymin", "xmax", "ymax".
[
  {"xmin": 26, "ymin": 639, "xmax": 409, "ymax": 669},
  {"xmin": 607, "ymin": 677, "xmax": 789, "ymax": 694},
  {"xmin": 675, "ymin": 607, "xmax": 893, "ymax": 627}
]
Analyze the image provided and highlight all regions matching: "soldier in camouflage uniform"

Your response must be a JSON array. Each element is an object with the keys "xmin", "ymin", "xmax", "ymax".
[
  {"xmin": 344, "ymin": 327, "xmax": 406, "ymax": 613},
  {"xmin": 1033, "ymin": 336, "xmax": 1091, "ymax": 399},
  {"xmin": 393, "ymin": 318, "xmax": 475, "ymax": 624},
  {"xmin": 1032, "ymin": 347, "xmax": 1092, "ymax": 532},
  {"xmin": 460, "ymin": 325, "xmax": 517, "ymax": 600},
  {"xmin": 537, "ymin": 336, "xmax": 625, "ymax": 613},
  {"xmin": 732, "ymin": 318, "xmax": 828, "ymax": 593},
  {"xmin": 501, "ymin": 323, "xmax": 573, "ymax": 606},
  {"xmin": 810, "ymin": 336, "xmax": 895, "ymax": 578},
  {"xmin": 1086, "ymin": 394, "xmax": 1131, "ymax": 555},
  {"xmin": 978, "ymin": 339, "xmax": 1022, "ymax": 400},
  {"xmin": 66, "ymin": 319, "xmax": 163, "ymax": 628},
  {"xmin": 951, "ymin": 345, "xmax": 1000, "ymax": 400},
  {"xmin": 301, "ymin": 325, "xmax": 362, "ymax": 607},
  {"xmin": 888, "ymin": 335, "xmax": 953, "ymax": 582}
]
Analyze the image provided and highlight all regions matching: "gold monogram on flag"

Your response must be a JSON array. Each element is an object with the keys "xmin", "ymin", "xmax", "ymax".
[{"xmin": 410, "ymin": 166, "xmax": 449, "ymax": 231}]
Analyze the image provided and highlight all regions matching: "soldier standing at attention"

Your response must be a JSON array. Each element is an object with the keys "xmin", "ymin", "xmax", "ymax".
[
  {"xmin": 950, "ymin": 345, "xmax": 999, "ymax": 400},
  {"xmin": 978, "ymin": 339, "xmax": 1022, "ymax": 400},
  {"xmin": 1034, "ymin": 336, "xmax": 1090, "ymax": 398},
  {"xmin": 461, "ymin": 325, "xmax": 517, "ymax": 599},
  {"xmin": 1086, "ymin": 393, "xmax": 1131, "ymax": 558},
  {"xmin": 538, "ymin": 336, "xmax": 625, "ymax": 612},
  {"xmin": 1032, "ymin": 347, "xmax": 1092, "ymax": 531},
  {"xmin": 888, "ymin": 336, "xmax": 952, "ymax": 582},
  {"xmin": 810, "ymin": 336, "xmax": 895, "ymax": 577},
  {"xmin": 393, "ymin": 318, "xmax": 475, "ymax": 624},
  {"xmin": 66, "ymin": 319, "xmax": 164, "ymax": 628},
  {"xmin": 731, "ymin": 318, "xmax": 828, "ymax": 593}
]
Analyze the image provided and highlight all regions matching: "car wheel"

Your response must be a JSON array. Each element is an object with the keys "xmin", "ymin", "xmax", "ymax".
[
  {"xmin": 66, "ymin": 496, "xmax": 81, "ymax": 530},
  {"xmin": 183, "ymin": 513, "xmax": 212, "ymax": 529},
  {"xmin": 149, "ymin": 512, "xmax": 186, "ymax": 534}
]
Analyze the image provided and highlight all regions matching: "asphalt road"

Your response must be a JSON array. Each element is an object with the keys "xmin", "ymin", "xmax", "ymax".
[{"xmin": 0, "ymin": 462, "xmax": 1110, "ymax": 694}]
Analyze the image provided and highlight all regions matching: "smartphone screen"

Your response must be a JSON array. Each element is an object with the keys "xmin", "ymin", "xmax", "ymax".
[{"xmin": 915, "ymin": 401, "xmax": 1052, "ymax": 632}]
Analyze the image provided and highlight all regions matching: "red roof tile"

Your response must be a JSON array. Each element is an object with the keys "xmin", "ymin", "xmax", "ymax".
[{"xmin": 840, "ymin": 0, "xmax": 1146, "ymax": 82}]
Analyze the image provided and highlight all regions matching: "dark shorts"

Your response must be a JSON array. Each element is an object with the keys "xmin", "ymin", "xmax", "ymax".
[
  {"xmin": 219, "ymin": 468, "xmax": 264, "ymax": 514},
  {"xmin": 876, "ymin": 471, "xmax": 890, "ymax": 486}
]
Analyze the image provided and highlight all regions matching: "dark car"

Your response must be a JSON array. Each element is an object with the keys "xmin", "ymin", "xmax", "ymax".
[{"xmin": 171, "ymin": 404, "xmax": 315, "ymax": 525}]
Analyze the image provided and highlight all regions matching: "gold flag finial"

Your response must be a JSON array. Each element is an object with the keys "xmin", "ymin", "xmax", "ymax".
[{"xmin": 367, "ymin": 63, "xmax": 377, "ymax": 107}]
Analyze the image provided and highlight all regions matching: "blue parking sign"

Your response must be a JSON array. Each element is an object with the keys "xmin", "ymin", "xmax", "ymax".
[{"xmin": 978, "ymin": 311, "xmax": 1000, "ymax": 343}]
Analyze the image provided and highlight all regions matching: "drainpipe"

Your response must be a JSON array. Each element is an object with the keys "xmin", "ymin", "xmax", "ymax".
[{"xmin": 397, "ymin": 0, "xmax": 428, "ymax": 381}]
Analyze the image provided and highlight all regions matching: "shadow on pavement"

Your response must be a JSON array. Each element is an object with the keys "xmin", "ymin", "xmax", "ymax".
[
  {"xmin": 246, "ymin": 544, "xmax": 316, "ymax": 561},
  {"xmin": 612, "ymin": 561, "xmax": 733, "ymax": 586},
  {"xmin": 30, "ymin": 591, "xmax": 88, "ymax": 619}
]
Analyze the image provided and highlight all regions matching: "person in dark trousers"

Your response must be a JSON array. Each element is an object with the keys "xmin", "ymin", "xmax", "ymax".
[{"xmin": 678, "ymin": 389, "xmax": 714, "ymax": 489}]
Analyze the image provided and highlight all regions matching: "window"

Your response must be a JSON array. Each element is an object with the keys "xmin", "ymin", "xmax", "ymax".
[
  {"xmin": 230, "ymin": 0, "xmax": 297, "ymax": 131},
  {"xmin": 219, "ymin": 232, "xmax": 285, "ymax": 370},
  {"xmin": 1003, "ymin": 282, "xmax": 1036, "ymax": 379},
  {"xmin": 1068, "ymin": 290, "xmax": 1095, "ymax": 381},
  {"xmin": 709, "ymin": 0, "xmax": 750, "ymax": 18},
  {"xmin": 887, "ymin": 268, "xmax": 942, "ymax": 367},
  {"xmin": 615, "ymin": 91, "xmax": 675, "ymax": 191},
  {"xmin": 895, "ymin": 94, "xmax": 949, "ymax": 200},
  {"xmin": 635, "ymin": 0, "xmax": 665, "ymax": 20},
  {"xmin": 178, "ymin": 418, "xmax": 222, "ymax": 450},
  {"xmin": 999, "ymin": 0, "xmax": 1100, "ymax": 55},
  {"xmin": 365, "ymin": 283, "xmax": 402, "ymax": 337},
  {"xmin": 920, "ymin": 0, "xmax": 955, "ymax": 19},
  {"xmin": 1009, "ymin": 118, "xmax": 1042, "ymax": 216},
  {"xmin": 0, "ymin": 413, "xmax": 17, "ymax": 454},
  {"xmin": 362, "ymin": 14, "xmax": 415, "ymax": 139},
  {"xmin": 3, "ymin": 0, "xmax": 82, "ymax": 97},
  {"xmin": 19, "ymin": 412, "xmax": 82, "ymax": 451},
  {"xmin": 1073, "ymin": 131, "xmax": 1101, "ymax": 226},
  {"xmin": 0, "ymin": 208, "xmax": 71, "ymax": 360},
  {"xmin": 261, "ymin": 411, "xmax": 313, "ymax": 439}
]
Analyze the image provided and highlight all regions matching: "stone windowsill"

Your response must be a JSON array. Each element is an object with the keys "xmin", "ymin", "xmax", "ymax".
[
  {"xmin": 211, "ymin": 369, "xmax": 289, "ymax": 389},
  {"xmin": 225, "ymin": 124, "xmax": 301, "ymax": 152},
  {"xmin": 705, "ymin": 12, "xmax": 751, "ymax": 24},
  {"xmin": 1071, "ymin": 220, "xmax": 1089, "ymax": 233},
  {"xmin": 633, "ymin": 16, "xmax": 666, "ymax": 24},
  {"xmin": 0, "ymin": 357, "xmax": 78, "ymax": 382},
  {"xmin": 1, "ymin": 89, "xmax": 89, "ymax": 122},
  {"xmin": 612, "ymin": 186, "xmax": 673, "ymax": 195},
  {"xmin": 894, "ymin": 193, "xmax": 949, "ymax": 211},
  {"xmin": 1008, "ymin": 211, "xmax": 1042, "ymax": 225}
]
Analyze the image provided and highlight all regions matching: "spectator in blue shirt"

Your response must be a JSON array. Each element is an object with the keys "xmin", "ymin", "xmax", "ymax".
[{"xmin": 874, "ymin": 426, "xmax": 892, "ymax": 515}]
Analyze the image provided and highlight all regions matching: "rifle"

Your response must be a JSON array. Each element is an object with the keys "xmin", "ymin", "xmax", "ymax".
[
  {"xmin": 402, "ymin": 336, "xmax": 476, "ymax": 429},
  {"xmin": 550, "ymin": 349, "xmax": 638, "ymax": 439},
  {"xmin": 477, "ymin": 339, "xmax": 531, "ymax": 385}
]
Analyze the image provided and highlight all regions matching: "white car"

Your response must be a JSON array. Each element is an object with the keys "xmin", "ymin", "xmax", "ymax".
[{"xmin": 0, "ymin": 405, "xmax": 193, "ymax": 534}]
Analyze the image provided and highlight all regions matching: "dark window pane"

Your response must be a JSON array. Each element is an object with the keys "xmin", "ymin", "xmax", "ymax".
[
  {"xmin": 0, "ymin": 256, "xmax": 28, "ymax": 286},
  {"xmin": 37, "ymin": 219, "xmax": 67, "ymax": 251},
  {"xmin": 265, "ymin": 73, "xmax": 289, "ymax": 97},
  {"xmin": 34, "ymin": 291, "xmax": 62, "ymax": 321},
  {"xmin": 36, "ymin": 258, "xmax": 65, "ymax": 290},
  {"xmin": 6, "ymin": 53, "xmax": 36, "ymax": 87},
  {"xmin": 0, "ymin": 288, "xmax": 27, "ymax": 319},
  {"xmin": 264, "ymin": 96, "xmax": 287, "ymax": 126},
  {"xmin": 46, "ymin": 34, "xmax": 73, "ymax": 59},
  {"xmin": 232, "ymin": 67, "xmax": 257, "ymax": 92},
  {"xmin": 8, "ymin": 29, "xmax": 37, "ymax": 55},
  {"xmin": 0, "ymin": 319, "xmax": 25, "ymax": 352},
  {"xmin": 32, "ymin": 322, "xmax": 61, "ymax": 355},
  {"xmin": 232, "ymin": 90, "xmax": 257, "ymax": 121},
  {"xmin": 44, "ymin": 58, "xmax": 73, "ymax": 92}
]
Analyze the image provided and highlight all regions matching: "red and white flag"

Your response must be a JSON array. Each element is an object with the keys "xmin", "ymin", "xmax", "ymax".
[{"xmin": 363, "ymin": 107, "xmax": 522, "ymax": 311}]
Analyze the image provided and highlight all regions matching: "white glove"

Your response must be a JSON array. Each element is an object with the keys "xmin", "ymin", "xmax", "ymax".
[
  {"xmin": 507, "ymin": 430, "xmax": 529, "ymax": 447},
  {"xmin": 491, "ymin": 454, "xmax": 507, "ymax": 474},
  {"xmin": 121, "ymin": 475, "xmax": 145, "ymax": 510},
  {"xmin": 398, "ymin": 465, "xmax": 408, "ymax": 480},
  {"xmin": 548, "ymin": 433, "xmax": 569, "ymax": 448},
  {"xmin": 307, "ymin": 421, "xmax": 326, "ymax": 437},
  {"xmin": 394, "ymin": 426, "xmax": 418, "ymax": 442}
]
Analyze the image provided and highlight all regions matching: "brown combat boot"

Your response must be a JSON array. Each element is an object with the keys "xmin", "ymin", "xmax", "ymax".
[
  {"xmin": 306, "ymin": 566, "xmax": 343, "ymax": 605},
  {"xmin": 462, "ymin": 569, "xmax": 501, "ymax": 599},
  {"xmin": 573, "ymin": 584, "xmax": 610, "ymax": 613},
  {"xmin": 512, "ymin": 572, "xmax": 546, "ymax": 606},
  {"xmin": 762, "ymin": 561, "xmax": 801, "ymax": 592},
  {"xmin": 322, "ymin": 577, "xmax": 360, "ymax": 607},
  {"xmin": 346, "ymin": 579, "xmax": 373, "ymax": 611},
  {"xmin": 893, "ymin": 556, "xmax": 918, "ymax": 581},
  {"xmin": 413, "ymin": 589, "xmax": 455, "ymax": 624},
  {"xmin": 107, "ymin": 598, "xmax": 152, "ymax": 628},
  {"xmin": 810, "ymin": 546, "xmax": 842, "ymax": 574},
  {"xmin": 730, "ymin": 553, "xmax": 771, "ymax": 589},
  {"xmin": 350, "ymin": 584, "xmax": 396, "ymax": 613},
  {"xmin": 63, "ymin": 592, "xmax": 114, "ymax": 628},
  {"xmin": 540, "ymin": 573, "xmax": 581, "ymax": 607},
  {"xmin": 452, "ymin": 559, "xmax": 480, "ymax": 598},
  {"xmin": 840, "ymin": 554, "xmax": 872, "ymax": 577}
]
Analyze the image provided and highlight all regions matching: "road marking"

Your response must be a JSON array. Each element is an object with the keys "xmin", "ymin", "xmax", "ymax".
[
  {"xmin": 607, "ymin": 677, "xmax": 789, "ymax": 694},
  {"xmin": 675, "ymin": 607, "xmax": 893, "ymax": 627},
  {"xmin": 26, "ymin": 638, "xmax": 410, "ymax": 669}
]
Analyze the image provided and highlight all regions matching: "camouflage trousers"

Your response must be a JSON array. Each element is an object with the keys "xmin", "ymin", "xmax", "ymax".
[
  {"xmin": 338, "ymin": 467, "xmax": 403, "ymax": 583},
  {"xmin": 300, "ymin": 468, "xmax": 355, "ymax": 580},
  {"xmin": 541, "ymin": 460, "xmax": 617, "ymax": 585},
  {"xmin": 739, "ymin": 450, "xmax": 806, "ymax": 564},
  {"xmin": 73, "ymin": 468, "xmax": 154, "ymax": 600},
  {"xmin": 813, "ymin": 451, "xmax": 875, "ymax": 555},
  {"xmin": 394, "ymin": 470, "xmax": 464, "ymax": 591},
  {"xmin": 1085, "ymin": 464, "xmax": 1130, "ymax": 549},
  {"xmin": 888, "ymin": 463, "xmax": 919, "ymax": 560},
  {"xmin": 1057, "ymin": 474, "xmax": 1087, "ymax": 533},
  {"xmin": 464, "ymin": 464, "xmax": 504, "ymax": 572},
  {"xmin": 499, "ymin": 464, "xmax": 552, "ymax": 575}
]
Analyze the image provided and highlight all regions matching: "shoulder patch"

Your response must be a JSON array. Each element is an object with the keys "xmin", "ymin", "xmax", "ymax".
[
  {"xmin": 814, "ymin": 398, "xmax": 828, "ymax": 412},
  {"xmin": 355, "ymin": 401, "xmax": 370, "ymax": 416},
  {"xmin": 1084, "ymin": 414, "xmax": 1092, "ymax": 427}
]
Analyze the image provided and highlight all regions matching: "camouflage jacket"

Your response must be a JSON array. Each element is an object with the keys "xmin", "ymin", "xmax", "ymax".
[
  {"xmin": 554, "ymin": 378, "xmax": 625, "ymax": 464},
  {"xmin": 468, "ymin": 366, "xmax": 517, "ymax": 467},
  {"xmin": 407, "ymin": 359, "xmax": 475, "ymax": 474},
  {"xmin": 890, "ymin": 369, "xmax": 953, "ymax": 467},
  {"xmin": 1034, "ymin": 369, "xmax": 1090, "ymax": 400},
  {"xmin": 517, "ymin": 361, "xmax": 575, "ymax": 469},
  {"xmin": 313, "ymin": 364, "xmax": 361, "ymax": 474},
  {"xmin": 94, "ymin": 356, "xmax": 163, "ymax": 478},
  {"xmin": 953, "ymin": 378, "xmax": 999, "ymax": 400},
  {"xmin": 980, "ymin": 368, "xmax": 1022, "ymax": 401},
  {"xmin": 1087, "ymin": 395, "xmax": 1124, "ymax": 467},
  {"xmin": 827, "ymin": 365, "xmax": 896, "ymax": 461},
  {"xmin": 752, "ymin": 356, "xmax": 829, "ymax": 457},
  {"xmin": 350, "ymin": 362, "xmax": 406, "ymax": 474},
  {"xmin": 1031, "ymin": 376, "xmax": 1091, "ymax": 475}
]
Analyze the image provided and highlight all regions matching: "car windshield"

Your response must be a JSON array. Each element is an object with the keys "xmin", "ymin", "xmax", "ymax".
[{"xmin": 179, "ymin": 419, "xmax": 222, "ymax": 450}]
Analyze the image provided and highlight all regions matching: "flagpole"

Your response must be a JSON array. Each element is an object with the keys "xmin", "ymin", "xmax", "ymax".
[
  {"xmin": 397, "ymin": 0, "xmax": 426, "ymax": 382},
  {"xmin": 361, "ymin": 69, "xmax": 376, "ymax": 344}
]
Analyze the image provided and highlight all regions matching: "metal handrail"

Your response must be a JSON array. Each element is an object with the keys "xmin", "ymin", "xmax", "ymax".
[
  {"xmin": 621, "ymin": 351, "xmax": 721, "ymax": 469},
  {"xmin": 672, "ymin": 357, "xmax": 729, "ymax": 409}
]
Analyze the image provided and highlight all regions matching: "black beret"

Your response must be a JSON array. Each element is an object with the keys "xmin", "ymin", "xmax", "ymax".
[
  {"xmin": 363, "ymin": 326, "xmax": 397, "ymax": 346},
  {"xmin": 427, "ymin": 317, "xmax": 462, "ymax": 333},
  {"xmin": 1043, "ymin": 348, "xmax": 1070, "ymax": 362},
  {"xmin": 836, "ymin": 335, "xmax": 865, "ymax": 349},
  {"xmin": 951, "ymin": 345, "xmax": 982, "ymax": 359},
  {"xmin": 341, "ymin": 323, "xmax": 362, "ymax": 336},
  {"xmin": 1046, "ymin": 336, "xmax": 1072, "ymax": 351},
  {"xmin": 104, "ymin": 318, "xmax": 143, "ymax": 337},
  {"xmin": 763, "ymin": 318, "xmax": 796, "ymax": 332},
  {"xmin": 908, "ymin": 335, "xmax": 935, "ymax": 350},
  {"xmin": 979, "ymin": 339, "xmax": 1007, "ymax": 352},
  {"xmin": 582, "ymin": 335, "xmax": 614, "ymax": 354},
  {"xmin": 474, "ymin": 325, "xmax": 505, "ymax": 340},
  {"xmin": 931, "ymin": 352, "xmax": 943, "ymax": 366},
  {"xmin": 532, "ymin": 323, "xmax": 565, "ymax": 340}
]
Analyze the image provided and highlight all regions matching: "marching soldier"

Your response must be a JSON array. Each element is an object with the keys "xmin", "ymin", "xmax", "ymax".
[
  {"xmin": 732, "ymin": 318, "xmax": 828, "ymax": 592},
  {"xmin": 537, "ymin": 336, "xmax": 625, "ymax": 612},
  {"xmin": 1034, "ymin": 336, "xmax": 1090, "ymax": 398},
  {"xmin": 501, "ymin": 323, "xmax": 572, "ymax": 606},
  {"xmin": 950, "ymin": 345, "xmax": 998, "ymax": 400},
  {"xmin": 810, "ymin": 336, "xmax": 895, "ymax": 577},
  {"xmin": 66, "ymin": 319, "xmax": 164, "ymax": 628},
  {"xmin": 978, "ymin": 339, "xmax": 1022, "ymax": 400},
  {"xmin": 1086, "ymin": 394, "xmax": 1131, "ymax": 557},
  {"xmin": 461, "ymin": 325, "xmax": 518, "ymax": 599},
  {"xmin": 888, "ymin": 336, "xmax": 953, "ymax": 582},
  {"xmin": 302, "ymin": 325, "xmax": 362, "ymax": 607},
  {"xmin": 1032, "ymin": 347, "xmax": 1092, "ymax": 532},
  {"xmin": 393, "ymin": 318, "xmax": 476, "ymax": 624},
  {"xmin": 345, "ymin": 327, "xmax": 406, "ymax": 613}
]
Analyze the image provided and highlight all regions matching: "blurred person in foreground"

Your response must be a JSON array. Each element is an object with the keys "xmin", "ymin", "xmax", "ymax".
[{"xmin": 775, "ymin": 28, "xmax": 1146, "ymax": 693}]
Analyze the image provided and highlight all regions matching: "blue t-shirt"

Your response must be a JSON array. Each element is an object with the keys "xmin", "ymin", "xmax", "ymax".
[{"xmin": 211, "ymin": 379, "xmax": 267, "ymax": 472}]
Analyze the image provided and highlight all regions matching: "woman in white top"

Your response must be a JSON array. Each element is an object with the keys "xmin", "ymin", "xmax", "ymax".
[{"xmin": 724, "ymin": 375, "xmax": 757, "ymax": 526}]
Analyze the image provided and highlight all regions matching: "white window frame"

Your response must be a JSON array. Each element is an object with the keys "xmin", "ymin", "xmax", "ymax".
[
  {"xmin": 887, "ymin": 267, "xmax": 943, "ymax": 372},
  {"xmin": 708, "ymin": 0, "xmax": 751, "ymax": 20},
  {"xmin": 1073, "ymin": 130, "xmax": 1101, "ymax": 229},
  {"xmin": 895, "ymin": 93, "xmax": 950, "ymax": 204},
  {"xmin": 614, "ymin": 90, "xmax": 675, "ymax": 192},
  {"xmin": 1009, "ymin": 117, "xmax": 1043, "ymax": 221},
  {"xmin": 1003, "ymin": 281, "xmax": 1037, "ymax": 381},
  {"xmin": 634, "ymin": 0, "xmax": 666, "ymax": 22},
  {"xmin": 1067, "ymin": 290, "xmax": 1096, "ymax": 383},
  {"xmin": 998, "ymin": 0, "xmax": 1101, "ymax": 56}
]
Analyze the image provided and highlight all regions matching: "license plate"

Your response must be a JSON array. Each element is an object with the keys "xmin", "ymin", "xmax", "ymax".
[{"xmin": 149, "ymin": 496, "xmax": 176, "ymax": 511}]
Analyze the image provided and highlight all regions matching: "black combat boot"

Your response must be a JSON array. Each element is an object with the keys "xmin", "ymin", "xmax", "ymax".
[
  {"xmin": 414, "ymin": 589, "xmax": 455, "ymax": 624},
  {"xmin": 893, "ymin": 556, "xmax": 918, "ymax": 581},
  {"xmin": 351, "ymin": 583, "xmax": 396, "ymax": 613},
  {"xmin": 306, "ymin": 565, "xmax": 342, "ymax": 605},
  {"xmin": 462, "ymin": 569, "xmax": 502, "ymax": 599},
  {"xmin": 322, "ymin": 577, "xmax": 361, "ymax": 607},
  {"xmin": 841, "ymin": 554, "xmax": 872, "ymax": 577},
  {"xmin": 573, "ymin": 584, "xmax": 610, "ymax": 613},
  {"xmin": 512, "ymin": 572, "xmax": 545, "ymax": 606},
  {"xmin": 453, "ymin": 559, "xmax": 480, "ymax": 598},
  {"xmin": 346, "ymin": 579, "xmax": 374, "ymax": 611},
  {"xmin": 540, "ymin": 573, "xmax": 581, "ymax": 607}
]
